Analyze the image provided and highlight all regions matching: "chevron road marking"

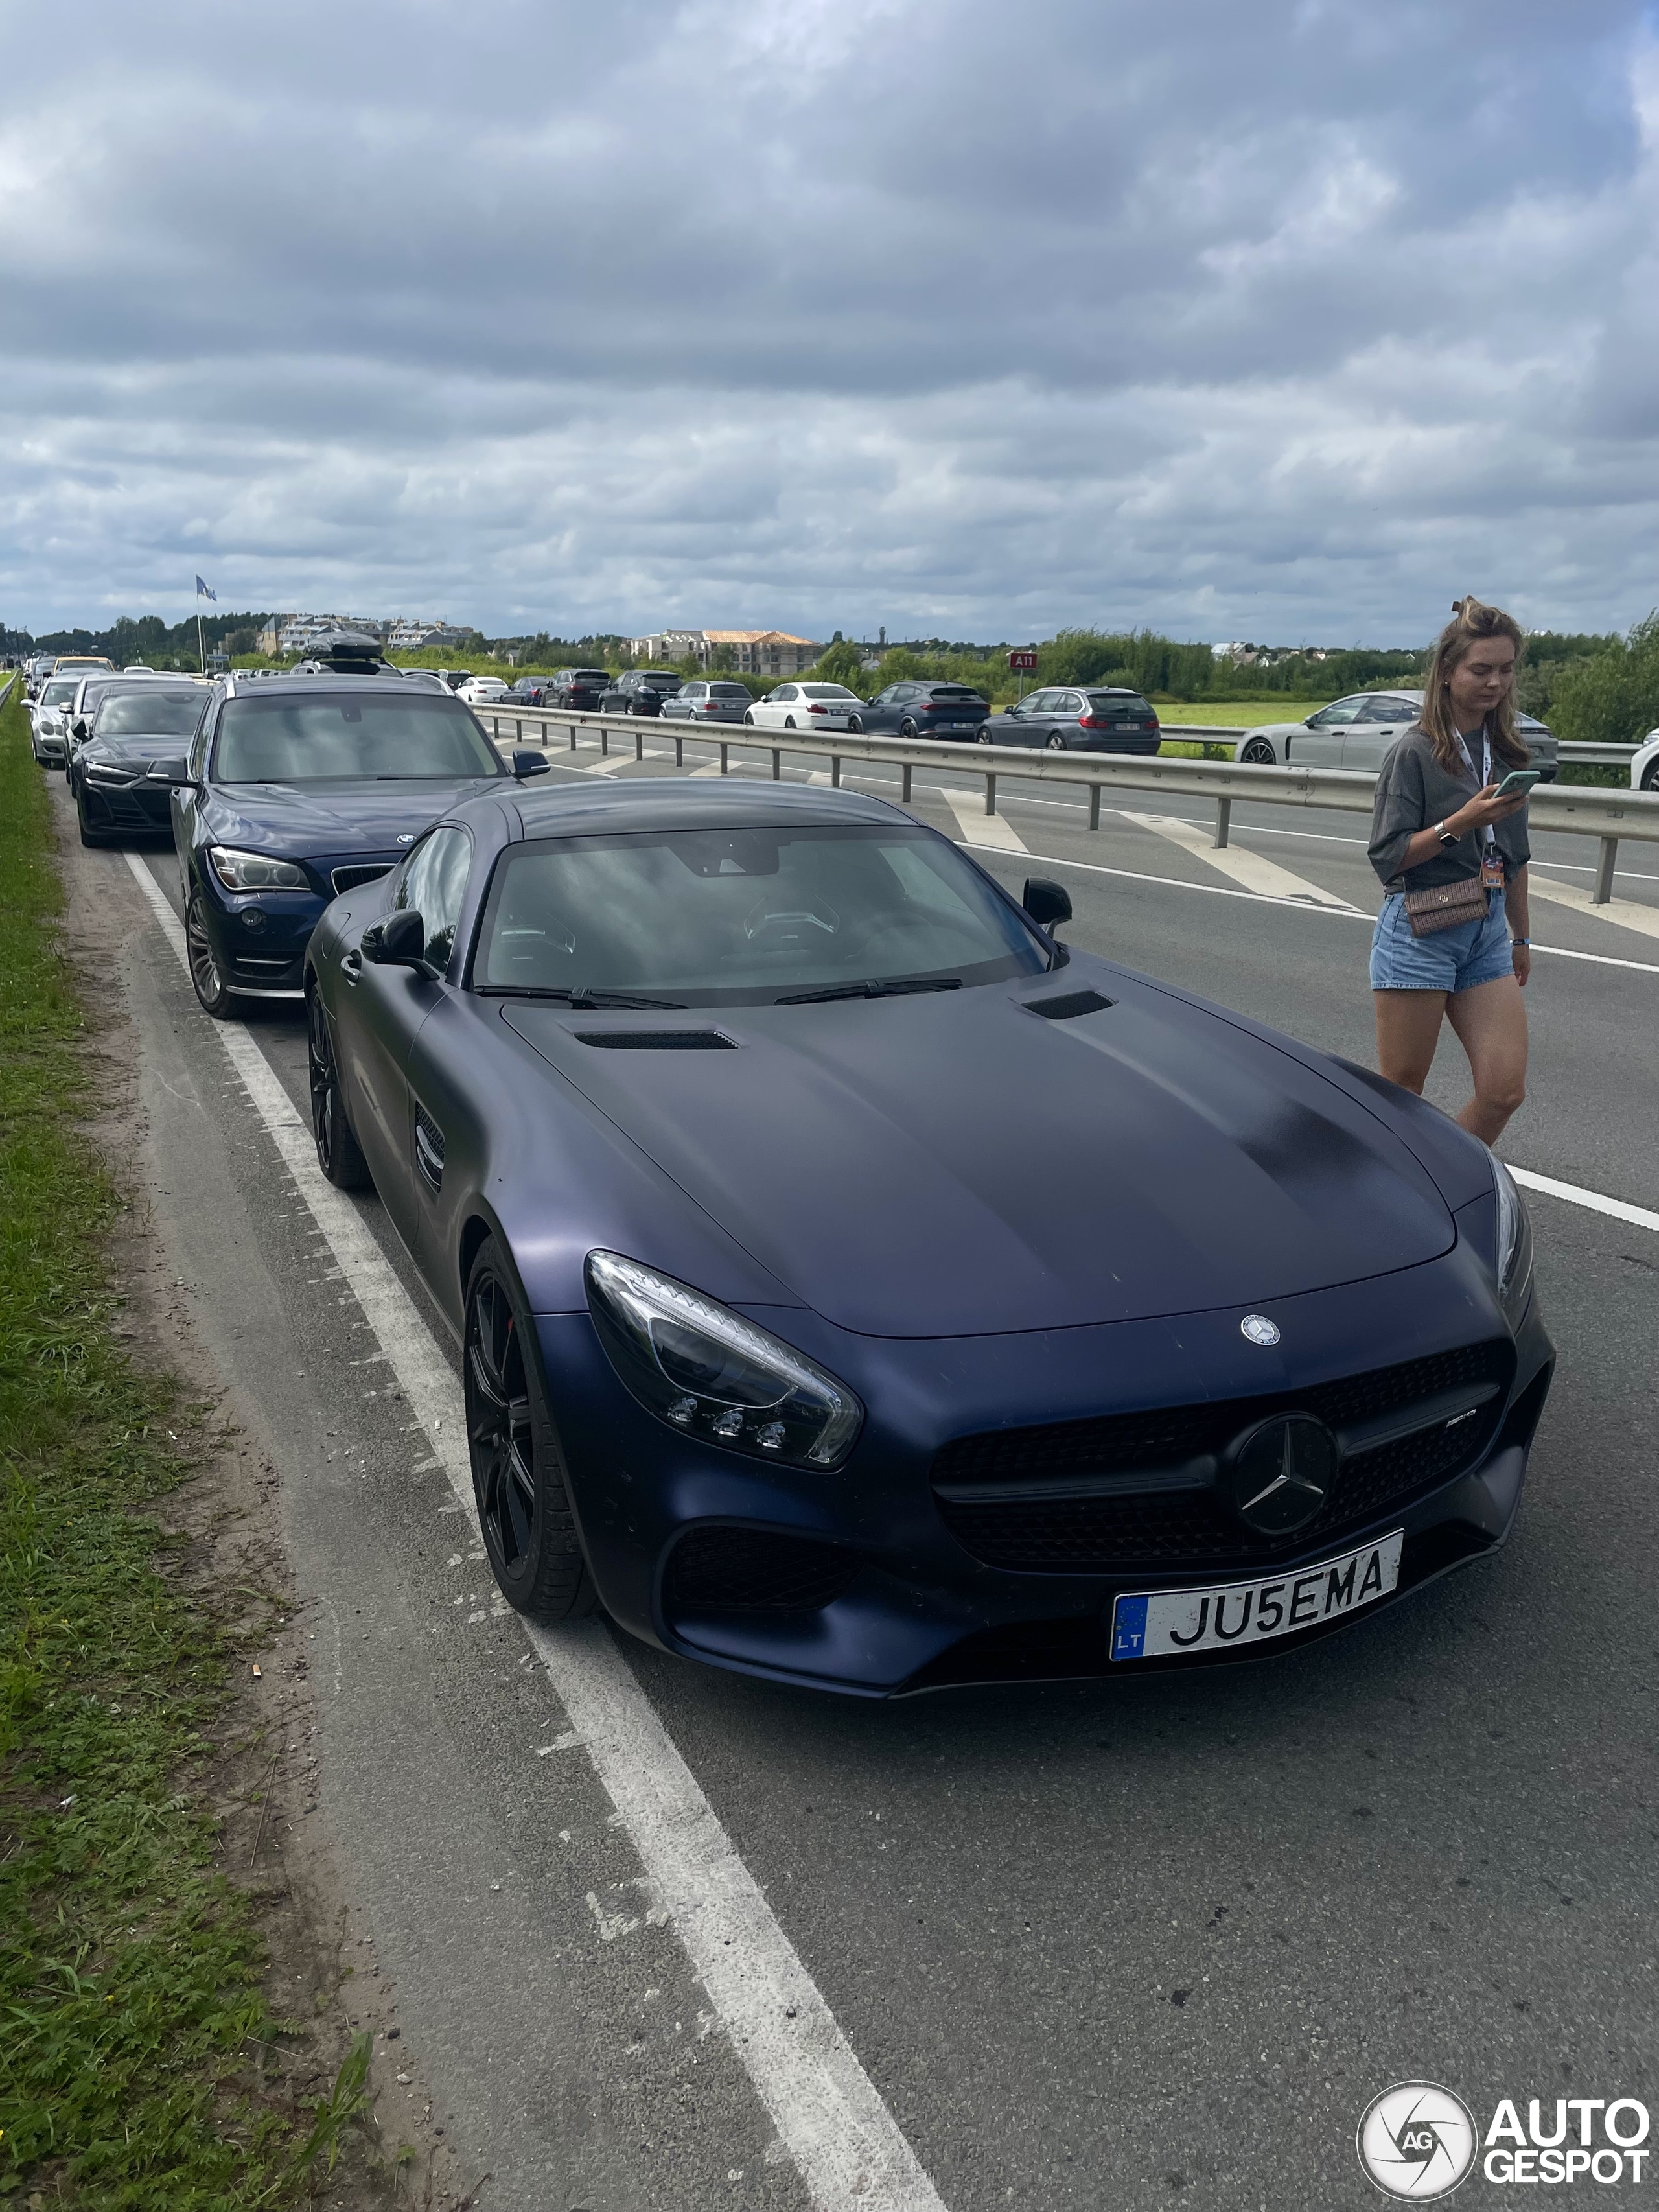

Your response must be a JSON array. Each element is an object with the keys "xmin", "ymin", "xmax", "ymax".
[
  {"xmin": 1119, "ymin": 810, "xmax": 1357, "ymax": 910},
  {"xmin": 1523, "ymin": 872, "xmax": 1659, "ymax": 942},
  {"xmin": 940, "ymin": 786, "xmax": 1028, "ymax": 852},
  {"xmin": 121, "ymin": 850, "xmax": 952, "ymax": 2212}
]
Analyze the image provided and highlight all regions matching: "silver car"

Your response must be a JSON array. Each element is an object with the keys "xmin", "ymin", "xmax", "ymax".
[
  {"xmin": 659, "ymin": 679, "xmax": 754, "ymax": 727},
  {"xmin": 1233, "ymin": 690, "xmax": 1557, "ymax": 778},
  {"xmin": 30, "ymin": 675, "xmax": 85, "ymax": 765}
]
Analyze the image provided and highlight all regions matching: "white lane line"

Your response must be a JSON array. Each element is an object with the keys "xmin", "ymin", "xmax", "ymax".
[
  {"xmin": 121, "ymin": 851, "xmax": 948, "ymax": 2212},
  {"xmin": 942, "ymin": 787, "xmax": 1028, "ymax": 852},
  {"xmin": 1524, "ymin": 872, "xmax": 1659, "ymax": 942},
  {"xmin": 1510, "ymin": 1167, "xmax": 1659, "ymax": 1234},
  {"xmin": 957, "ymin": 844, "xmax": 1659, "ymax": 972},
  {"xmin": 1118, "ymin": 809, "xmax": 1356, "ymax": 910}
]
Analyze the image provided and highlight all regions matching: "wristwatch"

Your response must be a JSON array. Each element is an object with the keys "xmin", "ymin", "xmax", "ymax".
[{"xmin": 1435, "ymin": 820, "xmax": 1459, "ymax": 846}]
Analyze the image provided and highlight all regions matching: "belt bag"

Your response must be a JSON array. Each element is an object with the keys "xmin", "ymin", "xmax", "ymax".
[{"xmin": 1403, "ymin": 878, "xmax": 1488, "ymax": 937}]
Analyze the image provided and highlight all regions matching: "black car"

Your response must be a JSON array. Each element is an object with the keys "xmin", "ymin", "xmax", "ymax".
[
  {"xmin": 983, "ymin": 686, "xmax": 1161, "ymax": 753},
  {"xmin": 70, "ymin": 686, "xmax": 208, "ymax": 845},
  {"xmin": 64, "ymin": 675, "xmax": 205, "ymax": 777},
  {"xmin": 858, "ymin": 681, "xmax": 990, "ymax": 738},
  {"xmin": 503, "ymin": 675, "xmax": 557, "ymax": 707},
  {"xmin": 600, "ymin": 669, "xmax": 682, "ymax": 716},
  {"xmin": 291, "ymin": 629, "xmax": 399, "ymax": 676},
  {"xmin": 549, "ymin": 668, "xmax": 612, "ymax": 711},
  {"xmin": 303, "ymin": 776, "xmax": 1551, "ymax": 1695},
  {"xmin": 168, "ymin": 673, "xmax": 548, "ymax": 1018}
]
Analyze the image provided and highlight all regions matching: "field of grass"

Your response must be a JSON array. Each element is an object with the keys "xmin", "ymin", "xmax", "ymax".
[
  {"xmin": 0, "ymin": 677, "xmax": 366, "ymax": 2207},
  {"xmin": 1154, "ymin": 699, "xmax": 1323, "ymax": 727}
]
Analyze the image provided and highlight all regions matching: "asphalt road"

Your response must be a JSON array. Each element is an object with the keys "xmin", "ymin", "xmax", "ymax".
[{"xmin": 61, "ymin": 738, "xmax": 1658, "ymax": 2212}]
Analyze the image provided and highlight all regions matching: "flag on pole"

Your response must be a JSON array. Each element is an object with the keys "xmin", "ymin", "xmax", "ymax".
[{"xmin": 196, "ymin": 575, "xmax": 218, "ymax": 601}]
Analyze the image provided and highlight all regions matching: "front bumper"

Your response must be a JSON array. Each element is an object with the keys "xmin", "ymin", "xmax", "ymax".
[
  {"xmin": 192, "ymin": 846, "xmax": 396, "ymax": 999},
  {"xmin": 79, "ymin": 776, "xmax": 175, "ymax": 833},
  {"xmin": 535, "ymin": 1246, "xmax": 1553, "ymax": 1696}
]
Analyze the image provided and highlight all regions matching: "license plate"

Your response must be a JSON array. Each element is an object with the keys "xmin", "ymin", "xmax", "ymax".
[{"xmin": 1108, "ymin": 1530, "xmax": 1403, "ymax": 1661}]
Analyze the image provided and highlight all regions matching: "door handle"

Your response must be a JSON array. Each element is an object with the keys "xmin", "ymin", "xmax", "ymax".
[{"xmin": 341, "ymin": 951, "xmax": 362, "ymax": 984}]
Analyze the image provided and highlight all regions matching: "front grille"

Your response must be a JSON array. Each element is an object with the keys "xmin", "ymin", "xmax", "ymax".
[
  {"xmin": 662, "ymin": 1526, "xmax": 866, "ymax": 1616},
  {"xmin": 933, "ymin": 1342, "xmax": 1512, "ymax": 1574},
  {"xmin": 331, "ymin": 863, "xmax": 394, "ymax": 896}
]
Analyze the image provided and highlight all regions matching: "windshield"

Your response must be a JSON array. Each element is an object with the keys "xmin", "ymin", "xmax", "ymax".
[
  {"xmin": 95, "ymin": 692, "xmax": 205, "ymax": 738},
  {"xmin": 214, "ymin": 697, "xmax": 504, "ymax": 782},
  {"xmin": 474, "ymin": 824, "xmax": 1048, "ymax": 1005},
  {"xmin": 1087, "ymin": 693, "xmax": 1154, "ymax": 715}
]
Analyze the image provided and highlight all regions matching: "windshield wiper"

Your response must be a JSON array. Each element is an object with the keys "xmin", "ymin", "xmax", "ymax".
[
  {"xmin": 479, "ymin": 985, "xmax": 689, "ymax": 1009},
  {"xmin": 774, "ymin": 977, "xmax": 963, "ymax": 1005}
]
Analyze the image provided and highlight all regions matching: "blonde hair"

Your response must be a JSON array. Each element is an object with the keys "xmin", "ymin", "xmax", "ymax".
[{"xmin": 1419, "ymin": 596, "xmax": 1529, "ymax": 773}]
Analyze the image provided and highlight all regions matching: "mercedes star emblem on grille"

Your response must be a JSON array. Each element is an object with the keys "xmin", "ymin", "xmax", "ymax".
[
  {"xmin": 1240, "ymin": 1313, "xmax": 1281, "ymax": 1346},
  {"xmin": 1225, "ymin": 1413, "xmax": 1340, "ymax": 1537}
]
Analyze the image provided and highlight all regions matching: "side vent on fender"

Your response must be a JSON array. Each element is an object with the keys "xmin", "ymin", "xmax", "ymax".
[
  {"xmin": 1023, "ymin": 989, "xmax": 1115, "ymax": 1021},
  {"xmin": 572, "ymin": 1030, "xmax": 737, "ymax": 1051},
  {"xmin": 413, "ymin": 1102, "xmax": 445, "ymax": 1193}
]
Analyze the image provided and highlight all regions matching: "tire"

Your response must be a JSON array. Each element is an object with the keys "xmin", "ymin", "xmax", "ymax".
[
  {"xmin": 76, "ymin": 795, "xmax": 111, "ymax": 846},
  {"xmin": 785, "ymin": 716, "xmax": 796, "ymax": 729},
  {"xmin": 1241, "ymin": 738, "xmax": 1276, "ymax": 765},
  {"xmin": 743, "ymin": 712, "xmax": 754, "ymax": 725},
  {"xmin": 463, "ymin": 1235, "xmax": 597, "ymax": 1620},
  {"xmin": 975, "ymin": 727, "xmax": 993, "ymax": 743},
  {"xmin": 847, "ymin": 716, "xmax": 863, "ymax": 735},
  {"xmin": 307, "ymin": 988, "xmax": 373, "ymax": 1189},
  {"xmin": 1643, "ymin": 762, "xmax": 1658, "ymax": 793},
  {"xmin": 1045, "ymin": 732, "xmax": 1065, "ymax": 751},
  {"xmin": 185, "ymin": 887, "xmax": 240, "ymax": 1020},
  {"xmin": 899, "ymin": 719, "xmax": 918, "ymax": 740}
]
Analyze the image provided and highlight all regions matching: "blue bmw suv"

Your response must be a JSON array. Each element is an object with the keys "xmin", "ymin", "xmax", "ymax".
[{"xmin": 170, "ymin": 673, "xmax": 547, "ymax": 1018}]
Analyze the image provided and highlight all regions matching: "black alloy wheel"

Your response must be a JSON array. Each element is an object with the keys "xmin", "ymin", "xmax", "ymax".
[
  {"xmin": 307, "ymin": 990, "xmax": 372, "ymax": 1189},
  {"xmin": 185, "ymin": 887, "xmax": 239, "ymax": 1020},
  {"xmin": 743, "ymin": 711, "xmax": 754, "ymax": 725},
  {"xmin": 898, "ymin": 718, "xmax": 918, "ymax": 739},
  {"xmin": 1242, "ymin": 737, "xmax": 1276, "ymax": 765},
  {"xmin": 463, "ymin": 1235, "xmax": 596, "ymax": 1618},
  {"xmin": 847, "ymin": 716, "xmax": 863, "ymax": 735}
]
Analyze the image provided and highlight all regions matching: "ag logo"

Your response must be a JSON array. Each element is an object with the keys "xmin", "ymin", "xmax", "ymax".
[{"xmin": 1357, "ymin": 2082, "xmax": 1477, "ymax": 2200}]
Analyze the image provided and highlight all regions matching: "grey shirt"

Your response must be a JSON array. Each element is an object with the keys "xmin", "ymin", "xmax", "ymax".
[{"xmin": 1368, "ymin": 724, "xmax": 1531, "ymax": 893}]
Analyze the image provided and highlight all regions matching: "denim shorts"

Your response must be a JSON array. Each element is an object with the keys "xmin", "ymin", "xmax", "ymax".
[{"xmin": 1369, "ymin": 887, "xmax": 1515, "ymax": 992}]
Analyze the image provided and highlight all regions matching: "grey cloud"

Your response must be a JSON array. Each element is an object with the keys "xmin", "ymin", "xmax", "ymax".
[{"xmin": 1, "ymin": 0, "xmax": 1656, "ymax": 638}]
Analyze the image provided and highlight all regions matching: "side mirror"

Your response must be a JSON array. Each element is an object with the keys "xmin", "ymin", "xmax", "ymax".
[
  {"xmin": 364, "ymin": 908, "xmax": 437, "ymax": 975},
  {"xmin": 512, "ymin": 748, "xmax": 550, "ymax": 779},
  {"xmin": 165, "ymin": 763, "xmax": 199, "ymax": 787},
  {"xmin": 1022, "ymin": 878, "xmax": 1072, "ymax": 929}
]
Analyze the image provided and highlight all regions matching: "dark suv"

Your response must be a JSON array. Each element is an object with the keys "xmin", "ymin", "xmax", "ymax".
[
  {"xmin": 982, "ymin": 686, "xmax": 1161, "ymax": 753},
  {"xmin": 549, "ymin": 668, "xmax": 611, "ymax": 710},
  {"xmin": 599, "ymin": 669, "xmax": 682, "ymax": 716},
  {"xmin": 859, "ymin": 682, "xmax": 989, "ymax": 738}
]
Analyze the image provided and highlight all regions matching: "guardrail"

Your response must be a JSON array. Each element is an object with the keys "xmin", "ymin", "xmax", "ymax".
[{"xmin": 489, "ymin": 707, "xmax": 1659, "ymax": 905}]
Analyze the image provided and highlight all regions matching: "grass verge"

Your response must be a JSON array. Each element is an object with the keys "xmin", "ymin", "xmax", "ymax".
[{"xmin": 0, "ymin": 679, "xmax": 365, "ymax": 2207}]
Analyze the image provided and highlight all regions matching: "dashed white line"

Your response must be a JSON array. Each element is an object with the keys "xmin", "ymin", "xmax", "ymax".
[
  {"xmin": 121, "ymin": 849, "xmax": 949, "ymax": 2212},
  {"xmin": 1509, "ymin": 1167, "xmax": 1659, "ymax": 1234}
]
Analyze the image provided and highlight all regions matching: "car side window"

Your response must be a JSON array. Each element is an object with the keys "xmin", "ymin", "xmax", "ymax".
[
  {"xmin": 396, "ymin": 824, "xmax": 472, "ymax": 970},
  {"xmin": 1310, "ymin": 700, "xmax": 1362, "ymax": 727},
  {"xmin": 1360, "ymin": 697, "xmax": 1408, "ymax": 723},
  {"xmin": 1058, "ymin": 692, "xmax": 1084, "ymax": 712}
]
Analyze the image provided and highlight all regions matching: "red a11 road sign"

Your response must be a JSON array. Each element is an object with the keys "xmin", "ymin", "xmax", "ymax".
[{"xmin": 1007, "ymin": 649, "xmax": 1038, "ymax": 671}]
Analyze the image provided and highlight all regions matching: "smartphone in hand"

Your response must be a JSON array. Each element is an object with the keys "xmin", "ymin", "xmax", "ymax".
[{"xmin": 1492, "ymin": 769, "xmax": 1541, "ymax": 799}]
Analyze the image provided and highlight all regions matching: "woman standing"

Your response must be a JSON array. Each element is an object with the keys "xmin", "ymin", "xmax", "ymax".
[{"xmin": 1368, "ymin": 597, "xmax": 1534, "ymax": 1144}]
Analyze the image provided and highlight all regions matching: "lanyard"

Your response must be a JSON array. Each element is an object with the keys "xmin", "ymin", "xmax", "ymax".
[{"xmin": 1456, "ymin": 726, "xmax": 1494, "ymax": 846}]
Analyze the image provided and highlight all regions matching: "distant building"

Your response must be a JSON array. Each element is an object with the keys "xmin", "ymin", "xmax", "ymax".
[
  {"xmin": 262, "ymin": 613, "xmax": 389, "ymax": 655},
  {"xmin": 386, "ymin": 618, "xmax": 465, "ymax": 650},
  {"xmin": 629, "ymin": 629, "xmax": 822, "ymax": 677}
]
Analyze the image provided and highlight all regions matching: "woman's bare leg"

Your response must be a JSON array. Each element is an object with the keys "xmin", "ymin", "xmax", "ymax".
[
  {"xmin": 1444, "ymin": 974, "xmax": 1527, "ymax": 1143},
  {"xmin": 1374, "ymin": 988, "xmax": 1448, "ymax": 1095}
]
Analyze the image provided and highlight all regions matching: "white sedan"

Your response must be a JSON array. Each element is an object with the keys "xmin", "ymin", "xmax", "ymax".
[
  {"xmin": 456, "ymin": 675, "xmax": 511, "ymax": 706},
  {"xmin": 743, "ymin": 682, "xmax": 865, "ymax": 732},
  {"xmin": 1630, "ymin": 728, "xmax": 1659, "ymax": 792}
]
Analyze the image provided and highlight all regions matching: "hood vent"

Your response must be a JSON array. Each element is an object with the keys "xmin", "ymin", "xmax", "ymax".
[
  {"xmin": 572, "ymin": 1030, "xmax": 736, "ymax": 1051},
  {"xmin": 1024, "ymin": 989, "xmax": 1115, "ymax": 1021}
]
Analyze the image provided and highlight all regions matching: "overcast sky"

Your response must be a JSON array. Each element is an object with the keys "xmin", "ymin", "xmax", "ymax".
[{"xmin": 4, "ymin": 0, "xmax": 1656, "ymax": 645}]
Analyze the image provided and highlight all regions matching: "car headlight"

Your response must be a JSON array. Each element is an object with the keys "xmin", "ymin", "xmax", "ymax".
[
  {"xmin": 1491, "ymin": 1154, "xmax": 1533, "ymax": 1324},
  {"xmin": 86, "ymin": 762, "xmax": 139, "ymax": 785},
  {"xmin": 585, "ymin": 1250, "xmax": 864, "ymax": 1469},
  {"xmin": 207, "ymin": 846, "xmax": 311, "ymax": 892}
]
